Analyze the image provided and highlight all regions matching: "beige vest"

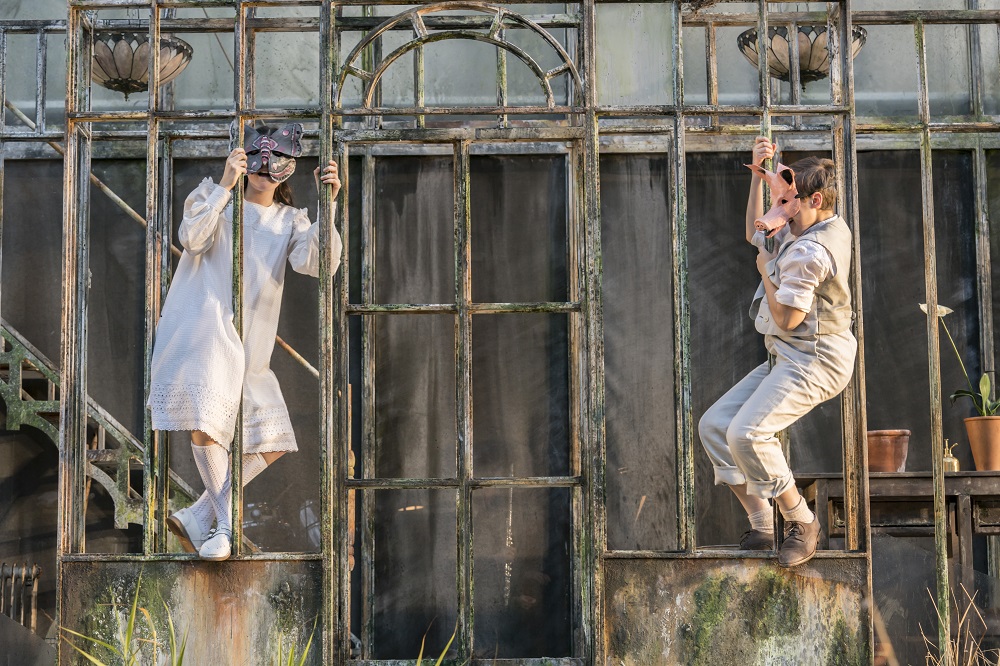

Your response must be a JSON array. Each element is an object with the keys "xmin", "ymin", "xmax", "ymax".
[{"xmin": 750, "ymin": 216, "xmax": 854, "ymax": 337}]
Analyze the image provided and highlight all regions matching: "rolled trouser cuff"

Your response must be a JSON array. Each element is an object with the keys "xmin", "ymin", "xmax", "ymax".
[
  {"xmin": 746, "ymin": 471, "xmax": 796, "ymax": 499},
  {"xmin": 713, "ymin": 465, "xmax": 747, "ymax": 487}
]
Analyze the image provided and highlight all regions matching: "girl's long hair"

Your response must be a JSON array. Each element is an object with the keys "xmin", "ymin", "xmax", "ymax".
[
  {"xmin": 242, "ymin": 175, "xmax": 294, "ymax": 206},
  {"xmin": 242, "ymin": 124, "xmax": 295, "ymax": 206}
]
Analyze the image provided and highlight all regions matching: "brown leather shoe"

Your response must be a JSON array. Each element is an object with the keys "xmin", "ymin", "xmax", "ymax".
[
  {"xmin": 778, "ymin": 518, "xmax": 821, "ymax": 567},
  {"xmin": 740, "ymin": 529, "xmax": 774, "ymax": 551}
]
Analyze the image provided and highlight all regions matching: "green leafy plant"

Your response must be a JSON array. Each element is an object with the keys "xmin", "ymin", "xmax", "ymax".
[
  {"xmin": 61, "ymin": 573, "xmax": 188, "ymax": 666},
  {"xmin": 922, "ymin": 303, "xmax": 999, "ymax": 416}
]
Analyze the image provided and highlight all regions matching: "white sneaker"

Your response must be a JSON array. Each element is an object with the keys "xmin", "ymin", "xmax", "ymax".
[
  {"xmin": 166, "ymin": 507, "xmax": 208, "ymax": 553},
  {"xmin": 198, "ymin": 528, "xmax": 232, "ymax": 561}
]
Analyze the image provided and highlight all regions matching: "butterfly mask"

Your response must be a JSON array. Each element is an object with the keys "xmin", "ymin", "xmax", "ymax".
[{"xmin": 233, "ymin": 123, "xmax": 304, "ymax": 183}]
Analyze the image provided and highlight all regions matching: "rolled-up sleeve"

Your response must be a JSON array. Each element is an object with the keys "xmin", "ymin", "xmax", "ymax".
[
  {"xmin": 774, "ymin": 241, "xmax": 834, "ymax": 313},
  {"xmin": 179, "ymin": 178, "xmax": 231, "ymax": 255},
  {"xmin": 288, "ymin": 203, "xmax": 343, "ymax": 277}
]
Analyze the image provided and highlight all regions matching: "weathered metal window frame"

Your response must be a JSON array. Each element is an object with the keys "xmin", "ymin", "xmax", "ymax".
[{"xmin": 0, "ymin": 0, "xmax": 988, "ymax": 663}]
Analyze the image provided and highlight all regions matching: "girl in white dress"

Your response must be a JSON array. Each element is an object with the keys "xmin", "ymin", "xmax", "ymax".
[{"xmin": 148, "ymin": 124, "xmax": 342, "ymax": 560}]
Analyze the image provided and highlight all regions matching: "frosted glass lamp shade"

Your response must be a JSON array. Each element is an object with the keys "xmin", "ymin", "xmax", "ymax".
[
  {"xmin": 737, "ymin": 25, "xmax": 867, "ymax": 86},
  {"xmin": 92, "ymin": 32, "xmax": 193, "ymax": 99}
]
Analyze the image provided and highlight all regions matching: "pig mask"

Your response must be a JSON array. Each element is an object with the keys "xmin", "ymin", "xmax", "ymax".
[{"xmin": 746, "ymin": 162, "xmax": 800, "ymax": 238}]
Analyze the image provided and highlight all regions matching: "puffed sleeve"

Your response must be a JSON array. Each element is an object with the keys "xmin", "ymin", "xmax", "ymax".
[
  {"xmin": 288, "ymin": 203, "xmax": 343, "ymax": 277},
  {"xmin": 178, "ymin": 177, "xmax": 232, "ymax": 255},
  {"xmin": 774, "ymin": 240, "xmax": 835, "ymax": 313}
]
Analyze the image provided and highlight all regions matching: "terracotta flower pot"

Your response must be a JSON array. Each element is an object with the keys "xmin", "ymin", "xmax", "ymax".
[
  {"xmin": 965, "ymin": 416, "xmax": 1000, "ymax": 471},
  {"xmin": 866, "ymin": 430, "xmax": 910, "ymax": 472}
]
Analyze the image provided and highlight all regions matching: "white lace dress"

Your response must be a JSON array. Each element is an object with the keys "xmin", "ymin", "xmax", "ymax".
[{"xmin": 147, "ymin": 178, "xmax": 342, "ymax": 452}]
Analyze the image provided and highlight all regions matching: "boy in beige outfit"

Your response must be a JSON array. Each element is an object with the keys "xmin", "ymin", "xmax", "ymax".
[{"xmin": 698, "ymin": 137, "xmax": 857, "ymax": 567}]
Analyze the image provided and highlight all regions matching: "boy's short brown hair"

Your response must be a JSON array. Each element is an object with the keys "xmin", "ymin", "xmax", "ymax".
[{"xmin": 790, "ymin": 156, "xmax": 837, "ymax": 210}]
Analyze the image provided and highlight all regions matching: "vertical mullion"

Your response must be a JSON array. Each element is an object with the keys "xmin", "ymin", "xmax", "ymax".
[
  {"xmin": 0, "ymin": 29, "xmax": 5, "ymax": 326},
  {"xmin": 566, "ymin": 144, "xmax": 587, "ymax": 660},
  {"xmin": 360, "ymin": 150, "xmax": 377, "ymax": 659},
  {"xmin": 414, "ymin": 43, "xmax": 425, "ymax": 128},
  {"xmin": 580, "ymin": 0, "xmax": 601, "ymax": 659},
  {"xmin": 35, "ymin": 32, "xmax": 47, "ymax": 135},
  {"xmin": 455, "ymin": 139, "xmax": 474, "ymax": 660},
  {"xmin": 0, "ymin": 30, "xmax": 7, "ymax": 139},
  {"xmin": 497, "ymin": 30, "xmax": 508, "ymax": 129},
  {"xmin": 671, "ymin": 1, "xmax": 694, "ymax": 555},
  {"xmin": 973, "ymin": 145, "xmax": 994, "ymax": 394},
  {"xmin": 155, "ymin": 138, "xmax": 174, "ymax": 553},
  {"xmin": 968, "ymin": 0, "xmax": 983, "ymax": 119},
  {"xmin": 830, "ymin": 0, "xmax": 869, "ymax": 559},
  {"xmin": 142, "ymin": 2, "xmax": 163, "ymax": 555},
  {"xmin": 915, "ymin": 19, "xmax": 951, "ymax": 663},
  {"xmin": 320, "ymin": 0, "xmax": 348, "ymax": 657},
  {"xmin": 231, "ymin": 1, "xmax": 248, "ymax": 557},
  {"xmin": 246, "ymin": 6, "xmax": 257, "ymax": 112},
  {"xmin": 836, "ymin": 4, "xmax": 872, "ymax": 658},
  {"xmin": 789, "ymin": 21, "xmax": 801, "ymax": 130},
  {"xmin": 706, "ymin": 23, "xmax": 718, "ymax": 130},
  {"xmin": 0, "ymin": 135, "xmax": 4, "ymax": 323},
  {"xmin": 756, "ymin": 0, "xmax": 772, "ymax": 247},
  {"xmin": 60, "ymin": 1, "xmax": 93, "ymax": 558}
]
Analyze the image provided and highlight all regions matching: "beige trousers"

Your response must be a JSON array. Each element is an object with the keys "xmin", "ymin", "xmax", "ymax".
[{"xmin": 698, "ymin": 330, "xmax": 857, "ymax": 498}]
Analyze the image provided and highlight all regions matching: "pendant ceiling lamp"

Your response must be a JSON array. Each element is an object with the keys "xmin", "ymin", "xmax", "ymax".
[
  {"xmin": 737, "ymin": 24, "xmax": 867, "ymax": 86},
  {"xmin": 92, "ymin": 32, "xmax": 193, "ymax": 100}
]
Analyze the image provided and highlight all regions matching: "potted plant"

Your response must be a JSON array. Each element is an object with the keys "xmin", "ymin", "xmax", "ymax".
[{"xmin": 922, "ymin": 303, "xmax": 1000, "ymax": 470}]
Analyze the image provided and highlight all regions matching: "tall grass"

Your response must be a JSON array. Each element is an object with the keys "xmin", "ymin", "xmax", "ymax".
[
  {"xmin": 922, "ymin": 586, "xmax": 1000, "ymax": 666},
  {"xmin": 60, "ymin": 574, "xmax": 188, "ymax": 666}
]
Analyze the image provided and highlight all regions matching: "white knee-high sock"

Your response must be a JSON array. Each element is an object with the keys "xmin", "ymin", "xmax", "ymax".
[
  {"xmin": 191, "ymin": 443, "xmax": 233, "ymax": 533},
  {"xmin": 187, "ymin": 453, "xmax": 269, "ymax": 533}
]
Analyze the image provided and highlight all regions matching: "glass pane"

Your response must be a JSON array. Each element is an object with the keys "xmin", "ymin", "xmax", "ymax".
[
  {"xmin": 507, "ymin": 27, "xmax": 572, "ymax": 106},
  {"xmin": 423, "ymin": 40, "xmax": 497, "ymax": 107},
  {"xmin": 854, "ymin": 0, "xmax": 966, "ymax": 7},
  {"xmin": 167, "ymin": 28, "xmax": 236, "ymax": 111},
  {"xmin": 87, "ymin": 155, "xmax": 147, "ymax": 439},
  {"xmin": 2, "ymin": 159, "xmax": 62, "ymax": 361},
  {"xmin": 378, "ymin": 30, "xmax": 414, "ymax": 109},
  {"xmin": 372, "ymin": 156, "xmax": 454, "ymax": 304},
  {"xmin": 595, "ymin": 4, "xmax": 673, "ymax": 106},
  {"xmin": 369, "ymin": 489, "xmax": 458, "ymax": 659},
  {"xmin": 254, "ymin": 31, "xmax": 320, "ymax": 109},
  {"xmin": 687, "ymin": 152, "xmax": 769, "ymax": 547},
  {"xmin": 854, "ymin": 25, "xmax": 919, "ymax": 119},
  {"xmin": 858, "ymin": 150, "xmax": 979, "ymax": 471},
  {"xmin": 716, "ymin": 25, "xmax": 759, "ymax": 107},
  {"xmin": 472, "ymin": 314, "xmax": 570, "ymax": 478},
  {"xmin": 3, "ymin": 34, "xmax": 40, "ymax": 132},
  {"xmin": 45, "ymin": 32, "xmax": 67, "ymax": 132},
  {"xmin": 470, "ymin": 154, "xmax": 568, "ymax": 304},
  {"xmin": 373, "ymin": 315, "xmax": 457, "ymax": 479},
  {"xmin": 982, "ymin": 24, "xmax": 1000, "ymax": 116},
  {"xmin": 600, "ymin": 153, "xmax": 678, "ymax": 551},
  {"xmin": 925, "ymin": 25, "xmax": 972, "ymax": 117},
  {"xmin": 472, "ymin": 487, "xmax": 571, "ymax": 658},
  {"xmin": 681, "ymin": 26, "xmax": 709, "ymax": 105}
]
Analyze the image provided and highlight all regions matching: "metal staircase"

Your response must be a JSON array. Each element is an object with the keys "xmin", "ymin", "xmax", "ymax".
[{"xmin": 0, "ymin": 318, "xmax": 198, "ymax": 529}]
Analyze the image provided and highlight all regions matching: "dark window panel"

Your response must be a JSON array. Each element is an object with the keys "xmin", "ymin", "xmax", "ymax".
[
  {"xmin": 472, "ymin": 313, "xmax": 570, "ymax": 479},
  {"xmin": 600, "ymin": 153, "xmax": 678, "ymax": 551}
]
